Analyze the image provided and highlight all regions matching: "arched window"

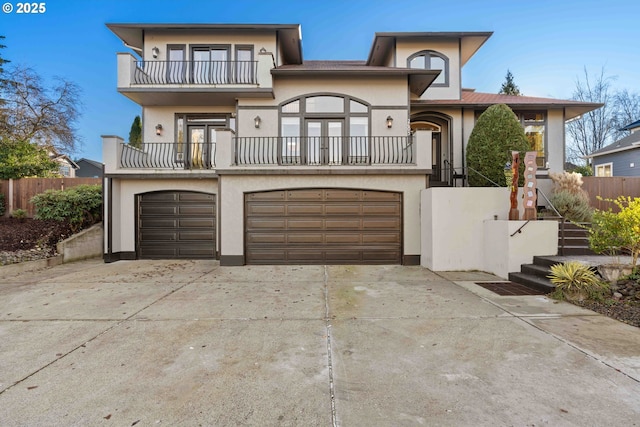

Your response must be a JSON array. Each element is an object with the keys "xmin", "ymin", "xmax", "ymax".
[
  {"xmin": 408, "ymin": 50, "xmax": 449, "ymax": 87},
  {"xmin": 279, "ymin": 94, "xmax": 370, "ymax": 165}
]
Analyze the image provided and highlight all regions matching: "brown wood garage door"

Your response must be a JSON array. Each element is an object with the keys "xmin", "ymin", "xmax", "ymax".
[
  {"xmin": 138, "ymin": 191, "xmax": 216, "ymax": 259},
  {"xmin": 245, "ymin": 189, "xmax": 402, "ymax": 264}
]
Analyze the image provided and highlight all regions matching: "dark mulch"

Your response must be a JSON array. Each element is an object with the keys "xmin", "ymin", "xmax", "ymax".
[
  {"xmin": 0, "ymin": 217, "xmax": 74, "ymax": 252},
  {"xmin": 572, "ymin": 299, "xmax": 640, "ymax": 328}
]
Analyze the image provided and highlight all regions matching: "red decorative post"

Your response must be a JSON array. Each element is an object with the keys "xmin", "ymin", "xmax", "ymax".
[{"xmin": 509, "ymin": 151, "xmax": 520, "ymax": 220}]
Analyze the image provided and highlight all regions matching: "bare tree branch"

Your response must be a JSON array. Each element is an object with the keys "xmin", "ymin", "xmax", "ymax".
[{"xmin": 0, "ymin": 65, "xmax": 82, "ymax": 154}]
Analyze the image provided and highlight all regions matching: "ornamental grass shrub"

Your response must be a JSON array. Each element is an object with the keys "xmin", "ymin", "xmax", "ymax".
[
  {"xmin": 548, "ymin": 261, "xmax": 609, "ymax": 301},
  {"xmin": 548, "ymin": 171, "xmax": 593, "ymax": 222}
]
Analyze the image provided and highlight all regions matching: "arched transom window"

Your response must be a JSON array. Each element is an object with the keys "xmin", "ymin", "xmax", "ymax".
[
  {"xmin": 408, "ymin": 50, "xmax": 449, "ymax": 87},
  {"xmin": 280, "ymin": 95, "xmax": 370, "ymax": 165}
]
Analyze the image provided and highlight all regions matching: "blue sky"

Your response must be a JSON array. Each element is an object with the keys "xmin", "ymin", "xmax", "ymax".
[{"xmin": 1, "ymin": 0, "xmax": 638, "ymax": 161}]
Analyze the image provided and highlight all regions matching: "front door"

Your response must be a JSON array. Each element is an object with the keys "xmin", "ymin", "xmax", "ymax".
[
  {"xmin": 432, "ymin": 132, "xmax": 442, "ymax": 181},
  {"xmin": 306, "ymin": 119, "xmax": 344, "ymax": 165}
]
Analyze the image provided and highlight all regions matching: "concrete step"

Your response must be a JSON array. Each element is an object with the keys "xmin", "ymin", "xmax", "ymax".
[
  {"xmin": 521, "ymin": 263, "xmax": 551, "ymax": 279},
  {"xmin": 560, "ymin": 246, "xmax": 598, "ymax": 256},
  {"xmin": 533, "ymin": 256, "xmax": 563, "ymax": 268},
  {"xmin": 508, "ymin": 272, "xmax": 555, "ymax": 294}
]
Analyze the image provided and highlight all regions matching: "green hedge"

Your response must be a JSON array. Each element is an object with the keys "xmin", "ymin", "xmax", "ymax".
[{"xmin": 31, "ymin": 185, "xmax": 102, "ymax": 231}]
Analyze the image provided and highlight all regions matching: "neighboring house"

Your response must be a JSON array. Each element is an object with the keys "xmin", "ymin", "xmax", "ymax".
[
  {"xmin": 50, "ymin": 152, "xmax": 79, "ymax": 178},
  {"xmin": 585, "ymin": 120, "xmax": 640, "ymax": 177},
  {"xmin": 76, "ymin": 158, "xmax": 104, "ymax": 178},
  {"xmin": 102, "ymin": 23, "xmax": 601, "ymax": 265}
]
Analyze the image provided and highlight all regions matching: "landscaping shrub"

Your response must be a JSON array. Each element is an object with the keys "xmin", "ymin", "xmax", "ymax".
[
  {"xmin": 589, "ymin": 196, "xmax": 640, "ymax": 268},
  {"xmin": 466, "ymin": 104, "xmax": 530, "ymax": 187},
  {"xmin": 548, "ymin": 171, "xmax": 593, "ymax": 222},
  {"xmin": 31, "ymin": 184, "xmax": 102, "ymax": 231},
  {"xmin": 548, "ymin": 261, "xmax": 609, "ymax": 301},
  {"xmin": 0, "ymin": 193, "xmax": 5, "ymax": 216},
  {"xmin": 10, "ymin": 208, "xmax": 27, "ymax": 220}
]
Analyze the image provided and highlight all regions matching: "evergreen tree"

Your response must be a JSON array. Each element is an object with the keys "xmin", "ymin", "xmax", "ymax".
[
  {"xmin": 466, "ymin": 104, "xmax": 530, "ymax": 187},
  {"xmin": 499, "ymin": 70, "xmax": 522, "ymax": 96},
  {"xmin": 0, "ymin": 35, "xmax": 11, "ymax": 105},
  {"xmin": 128, "ymin": 115, "xmax": 142, "ymax": 149}
]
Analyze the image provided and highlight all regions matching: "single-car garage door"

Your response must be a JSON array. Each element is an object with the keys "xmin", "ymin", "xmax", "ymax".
[
  {"xmin": 138, "ymin": 191, "xmax": 216, "ymax": 259},
  {"xmin": 245, "ymin": 189, "xmax": 401, "ymax": 264}
]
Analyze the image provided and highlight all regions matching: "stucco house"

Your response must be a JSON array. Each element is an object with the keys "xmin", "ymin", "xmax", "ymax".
[
  {"xmin": 586, "ymin": 120, "xmax": 640, "ymax": 177},
  {"xmin": 102, "ymin": 23, "xmax": 600, "ymax": 265}
]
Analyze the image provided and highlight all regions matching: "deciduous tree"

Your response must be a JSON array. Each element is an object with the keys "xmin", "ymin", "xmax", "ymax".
[
  {"xmin": 0, "ymin": 139, "xmax": 59, "ymax": 179},
  {"xmin": 0, "ymin": 65, "xmax": 82, "ymax": 154}
]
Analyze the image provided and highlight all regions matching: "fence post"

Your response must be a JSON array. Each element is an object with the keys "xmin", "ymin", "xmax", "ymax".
[{"xmin": 8, "ymin": 178, "xmax": 13, "ymax": 215}]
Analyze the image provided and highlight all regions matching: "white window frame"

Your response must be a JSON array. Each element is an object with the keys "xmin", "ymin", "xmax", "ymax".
[{"xmin": 595, "ymin": 162, "xmax": 613, "ymax": 177}]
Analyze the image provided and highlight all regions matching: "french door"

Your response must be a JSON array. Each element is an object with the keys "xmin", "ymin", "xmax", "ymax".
[
  {"xmin": 192, "ymin": 47, "xmax": 229, "ymax": 84},
  {"xmin": 306, "ymin": 119, "xmax": 344, "ymax": 165},
  {"xmin": 187, "ymin": 125, "xmax": 215, "ymax": 168}
]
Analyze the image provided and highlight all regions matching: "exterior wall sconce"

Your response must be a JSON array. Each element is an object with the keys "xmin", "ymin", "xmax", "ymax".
[
  {"xmin": 151, "ymin": 47, "xmax": 160, "ymax": 58},
  {"xmin": 254, "ymin": 116, "xmax": 261, "ymax": 128},
  {"xmin": 386, "ymin": 116, "xmax": 394, "ymax": 128},
  {"xmin": 155, "ymin": 124, "xmax": 163, "ymax": 135}
]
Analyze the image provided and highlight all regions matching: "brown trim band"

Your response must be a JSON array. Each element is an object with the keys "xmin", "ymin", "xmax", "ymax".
[
  {"xmin": 403, "ymin": 255, "xmax": 420, "ymax": 265},
  {"xmin": 103, "ymin": 251, "xmax": 136, "ymax": 263},
  {"xmin": 220, "ymin": 255, "xmax": 245, "ymax": 266}
]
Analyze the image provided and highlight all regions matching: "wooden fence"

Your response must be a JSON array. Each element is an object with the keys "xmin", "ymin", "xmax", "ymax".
[
  {"xmin": 0, "ymin": 178, "xmax": 102, "ymax": 218},
  {"xmin": 581, "ymin": 176, "xmax": 640, "ymax": 211}
]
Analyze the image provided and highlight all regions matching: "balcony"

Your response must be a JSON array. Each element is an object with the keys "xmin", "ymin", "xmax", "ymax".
[
  {"xmin": 116, "ymin": 53, "xmax": 275, "ymax": 106},
  {"xmin": 234, "ymin": 136, "xmax": 414, "ymax": 166},
  {"xmin": 133, "ymin": 60, "xmax": 257, "ymax": 85},
  {"xmin": 103, "ymin": 131, "xmax": 432, "ymax": 175},
  {"xmin": 120, "ymin": 142, "xmax": 215, "ymax": 170}
]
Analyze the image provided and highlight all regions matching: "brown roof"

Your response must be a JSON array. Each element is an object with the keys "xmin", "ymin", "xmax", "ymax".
[{"xmin": 416, "ymin": 90, "xmax": 603, "ymax": 120}]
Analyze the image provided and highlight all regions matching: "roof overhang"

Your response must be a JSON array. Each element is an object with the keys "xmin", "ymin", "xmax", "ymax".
[
  {"xmin": 367, "ymin": 31, "xmax": 493, "ymax": 66},
  {"xmin": 106, "ymin": 23, "xmax": 302, "ymax": 63},
  {"xmin": 413, "ymin": 99, "xmax": 602, "ymax": 121},
  {"xmin": 271, "ymin": 67, "xmax": 439, "ymax": 96},
  {"xmin": 585, "ymin": 141, "xmax": 640, "ymax": 159}
]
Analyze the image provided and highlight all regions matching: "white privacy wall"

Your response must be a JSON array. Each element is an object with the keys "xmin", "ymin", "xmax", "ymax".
[{"xmin": 421, "ymin": 188, "xmax": 558, "ymax": 277}]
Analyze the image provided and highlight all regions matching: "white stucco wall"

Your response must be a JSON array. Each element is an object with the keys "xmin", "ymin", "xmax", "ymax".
[
  {"xmin": 219, "ymin": 175, "xmax": 426, "ymax": 259},
  {"xmin": 143, "ymin": 106, "xmax": 234, "ymax": 143},
  {"xmin": 421, "ymin": 187, "xmax": 558, "ymax": 277}
]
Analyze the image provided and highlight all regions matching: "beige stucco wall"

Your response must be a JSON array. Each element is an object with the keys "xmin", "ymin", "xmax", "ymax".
[
  {"xmin": 396, "ymin": 39, "xmax": 461, "ymax": 100},
  {"xmin": 108, "ymin": 178, "xmax": 218, "ymax": 254},
  {"xmin": 142, "ymin": 106, "xmax": 234, "ymax": 143},
  {"xmin": 546, "ymin": 109, "xmax": 565, "ymax": 173},
  {"xmin": 219, "ymin": 175, "xmax": 426, "ymax": 259},
  {"xmin": 237, "ymin": 76, "xmax": 410, "ymax": 138},
  {"xmin": 142, "ymin": 30, "xmax": 276, "ymax": 61}
]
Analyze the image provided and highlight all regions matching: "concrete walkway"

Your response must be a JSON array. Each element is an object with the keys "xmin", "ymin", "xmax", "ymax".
[{"xmin": 0, "ymin": 259, "xmax": 638, "ymax": 426}]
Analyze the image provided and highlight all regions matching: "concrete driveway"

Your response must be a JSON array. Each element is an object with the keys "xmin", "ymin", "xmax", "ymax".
[{"xmin": 0, "ymin": 259, "xmax": 639, "ymax": 426}]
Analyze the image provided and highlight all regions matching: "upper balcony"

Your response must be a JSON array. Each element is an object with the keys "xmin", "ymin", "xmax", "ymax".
[{"xmin": 116, "ymin": 52, "xmax": 276, "ymax": 106}]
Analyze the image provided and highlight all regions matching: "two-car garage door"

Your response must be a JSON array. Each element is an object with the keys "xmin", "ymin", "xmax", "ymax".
[{"xmin": 245, "ymin": 189, "xmax": 402, "ymax": 264}]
